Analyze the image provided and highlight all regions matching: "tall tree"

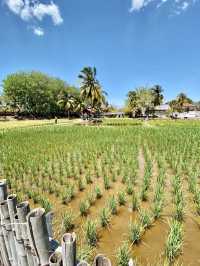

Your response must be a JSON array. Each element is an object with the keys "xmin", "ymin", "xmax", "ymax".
[
  {"xmin": 3, "ymin": 71, "xmax": 80, "ymax": 117},
  {"xmin": 151, "ymin": 85, "xmax": 164, "ymax": 106},
  {"xmin": 57, "ymin": 91, "xmax": 76, "ymax": 119},
  {"xmin": 169, "ymin": 93, "xmax": 193, "ymax": 112},
  {"xmin": 126, "ymin": 87, "xmax": 155, "ymax": 117},
  {"xmin": 78, "ymin": 67, "xmax": 106, "ymax": 109}
]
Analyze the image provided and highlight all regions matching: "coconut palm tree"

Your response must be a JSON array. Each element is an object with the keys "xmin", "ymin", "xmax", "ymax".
[
  {"xmin": 57, "ymin": 91, "xmax": 75, "ymax": 119},
  {"xmin": 151, "ymin": 85, "xmax": 164, "ymax": 106},
  {"xmin": 78, "ymin": 67, "xmax": 106, "ymax": 109}
]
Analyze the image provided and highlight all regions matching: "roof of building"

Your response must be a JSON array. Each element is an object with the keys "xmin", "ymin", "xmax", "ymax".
[{"xmin": 154, "ymin": 104, "xmax": 170, "ymax": 111}]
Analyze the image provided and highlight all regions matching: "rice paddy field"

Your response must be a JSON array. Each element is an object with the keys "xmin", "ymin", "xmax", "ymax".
[{"xmin": 1, "ymin": 119, "xmax": 200, "ymax": 265}]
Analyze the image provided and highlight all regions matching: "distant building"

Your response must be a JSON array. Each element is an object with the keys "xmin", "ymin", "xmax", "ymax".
[
  {"xmin": 154, "ymin": 104, "xmax": 170, "ymax": 118},
  {"xmin": 103, "ymin": 112, "xmax": 125, "ymax": 118}
]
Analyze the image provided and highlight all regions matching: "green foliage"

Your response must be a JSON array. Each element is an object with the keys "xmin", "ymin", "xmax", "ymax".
[
  {"xmin": 139, "ymin": 210, "xmax": 153, "ymax": 229},
  {"xmin": 95, "ymin": 186, "xmax": 102, "ymax": 199},
  {"xmin": 3, "ymin": 71, "xmax": 80, "ymax": 117},
  {"xmin": 99, "ymin": 208, "xmax": 111, "ymax": 227},
  {"xmin": 118, "ymin": 192, "xmax": 126, "ymax": 206},
  {"xmin": 131, "ymin": 193, "xmax": 139, "ymax": 212},
  {"xmin": 165, "ymin": 220, "xmax": 183, "ymax": 263},
  {"xmin": 62, "ymin": 211, "xmax": 74, "ymax": 232},
  {"xmin": 129, "ymin": 222, "xmax": 143, "ymax": 244},
  {"xmin": 108, "ymin": 195, "xmax": 118, "ymax": 215},
  {"xmin": 116, "ymin": 242, "xmax": 130, "ymax": 266},
  {"xmin": 80, "ymin": 201, "xmax": 89, "ymax": 216},
  {"xmin": 84, "ymin": 220, "xmax": 98, "ymax": 247},
  {"xmin": 40, "ymin": 197, "xmax": 52, "ymax": 213}
]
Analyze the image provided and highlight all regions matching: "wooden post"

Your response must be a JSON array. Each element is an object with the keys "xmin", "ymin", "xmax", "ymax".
[
  {"xmin": 62, "ymin": 233, "xmax": 76, "ymax": 266},
  {"xmin": 93, "ymin": 255, "xmax": 112, "ymax": 266},
  {"xmin": 27, "ymin": 208, "xmax": 50, "ymax": 266}
]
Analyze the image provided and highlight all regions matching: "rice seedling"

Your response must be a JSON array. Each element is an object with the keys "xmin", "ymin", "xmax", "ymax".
[
  {"xmin": 77, "ymin": 245, "xmax": 94, "ymax": 264},
  {"xmin": 95, "ymin": 186, "xmax": 102, "ymax": 199},
  {"xmin": 139, "ymin": 209, "xmax": 153, "ymax": 229},
  {"xmin": 140, "ymin": 187, "xmax": 148, "ymax": 202},
  {"xmin": 78, "ymin": 178, "xmax": 85, "ymax": 191},
  {"xmin": 61, "ymin": 184, "xmax": 75, "ymax": 204},
  {"xmin": 85, "ymin": 175, "xmax": 93, "ymax": 184},
  {"xmin": 131, "ymin": 193, "xmax": 139, "ymax": 212},
  {"xmin": 104, "ymin": 175, "xmax": 111, "ymax": 190},
  {"xmin": 87, "ymin": 192, "xmax": 96, "ymax": 206},
  {"xmin": 165, "ymin": 219, "xmax": 183, "ymax": 263},
  {"xmin": 62, "ymin": 210, "xmax": 74, "ymax": 232},
  {"xmin": 153, "ymin": 200, "xmax": 163, "ymax": 220},
  {"xmin": 129, "ymin": 221, "xmax": 143, "ymax": 244},
  {"xmin": 80, "ymin": 201, "xmax": 89, "ymax": 216},
  {"xmin": 84, "ymin": 220, "xmax": 98, "ymax": 247},
  {"xmin": 108, "ymin": 195, "xmax": 118, "ymax": 215},
  {"xmin": 99, "ymin": 207, "xmax": 111, "ymax": 227},
  {"xmin": 118, "ymin": 191, "xmax": 126, "ymax": 206},
  {"xmin": 40, "ymin": 197, "xmax": 52, "ymax": 213},
  {"xmin": 126, "ymin": 182, "xmax": 133, "ymax": 195},
  {"xmin": 116, "ymin": 242, "xmax": 130, "ymax": 266}
]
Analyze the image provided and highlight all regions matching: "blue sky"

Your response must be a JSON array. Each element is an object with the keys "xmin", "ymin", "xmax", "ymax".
[{"xmin": 1, "ymin": 0, "xmax": 200, "ymax": 106}]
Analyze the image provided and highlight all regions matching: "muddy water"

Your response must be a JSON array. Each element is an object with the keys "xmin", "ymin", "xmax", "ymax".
[
  {"xmin": 133, "ymin": 219, "xmax": 168, "ymax": 265},
  {"xmin": 30, "ymin": 148, "xmax": 200, "ymax": 266}
]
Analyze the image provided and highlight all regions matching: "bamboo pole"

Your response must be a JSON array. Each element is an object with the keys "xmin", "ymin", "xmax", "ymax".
[
  {"xmin": 0, "ymin": 180, "xmax": 10, "ymax": 266},
  {"xmin": 49, "ymin": 251, "xmax": 62, "ymax": 266},
  {"xmin": 16, "ymin": 201, "xmax": 35, "ymax": 266},
  {"xmin": 62, "ymin": 233, "xmax": 76, "ymax": 266},
  {"xmin": 93, "ymin": 255, "xmax": 112, "ymax": 266},
  {"xmin": 0, "ymin": 180, "xmax": 7, "ymax": 202},
  {"xmin": 45, "ymin": 212, "xmax": 54, "ymax": 239},
  {"xmin": 14, "ymin": 214, "xmax": 29, "ymax": 266},
  {"xmin": 0, "ymin": 200, "xmax": 19, "ymax": 266},
  {"xmin": 27, "ymin": 208, "xmax": 50, "ymax": 266}
]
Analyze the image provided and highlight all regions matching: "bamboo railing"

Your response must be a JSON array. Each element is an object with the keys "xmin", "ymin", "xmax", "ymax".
[{"xmin": 0, "ymin": 179, "xmax": 115, "ymax": 266}]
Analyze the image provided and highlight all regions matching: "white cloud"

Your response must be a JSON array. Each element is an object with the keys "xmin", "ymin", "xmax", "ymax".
[
  {"xmin": 130, "ymin": 0, "xmax": 193, "ymax": 13},
  {"xmin": 181, "ymin": 1, "xmax": 189, "ymax": 10},
  {"xmin": 6, "ymin": 0, "xmax": 24, "ymax": 14},
  {"xmin": 5, "ymin": 0, "xmax": 63, "ymax": 26},
  {"xmin": 33, "ymin": 26, "xmax": 44, "ymax": 36},
  {"xmin": 32, "ymin": 2, "xmax": 63, "ymax": 25},
  {"xmin": 130, "ymin": 0, "xmax": 145, "ymax": 11}
]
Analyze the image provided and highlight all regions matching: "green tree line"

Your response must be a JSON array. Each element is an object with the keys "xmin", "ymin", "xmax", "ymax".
[{"xmin": 1, "ymin": 67, "xmax": 106, "ymax": 118}]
